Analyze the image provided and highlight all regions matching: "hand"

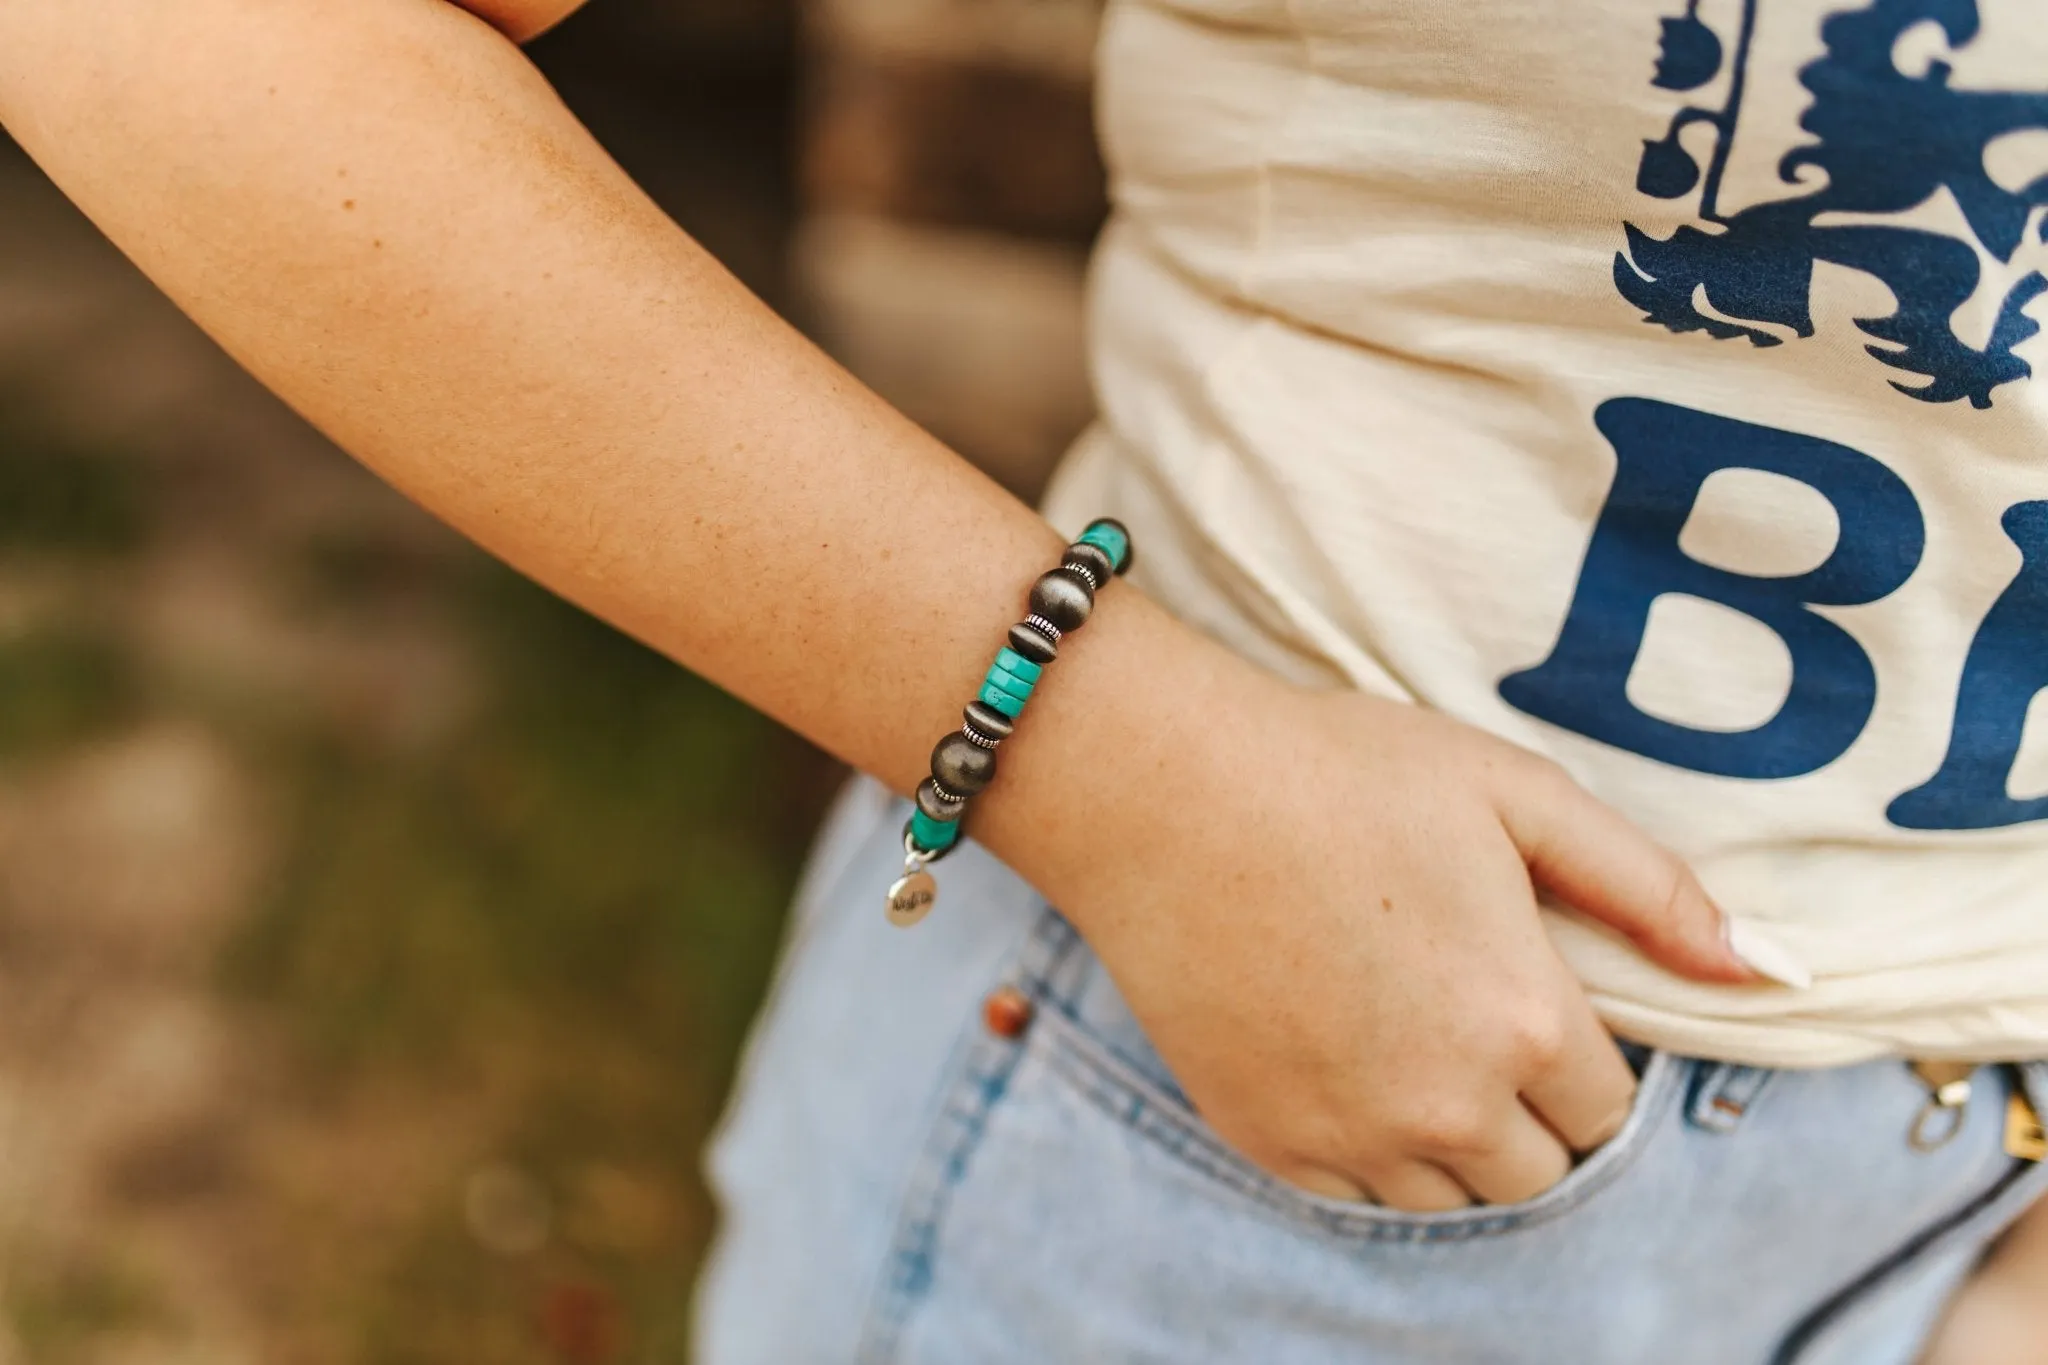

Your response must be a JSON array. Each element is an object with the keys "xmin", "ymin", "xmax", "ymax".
[{"xmin": 1048, "ymin": 679, "xmax": 1768, "ymax": 1211}]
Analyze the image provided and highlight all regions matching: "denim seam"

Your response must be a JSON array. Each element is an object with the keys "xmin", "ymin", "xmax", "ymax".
[
  {"xmin": 1035, "ymin": 909, "xmax": 1090, "ymax": 1016},
  {"xmin": 1034, "ymin": 1001, "xmax": 1683, "ymax": 1245},
  {"xmin": 852, "ymin": 907, "xmax": 1080, "ymax": 1365}
]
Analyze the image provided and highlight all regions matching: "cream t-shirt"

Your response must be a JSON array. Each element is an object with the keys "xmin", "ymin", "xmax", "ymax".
[{"xmin": 1043, "ymin": 0, "xmax": 2048, "ymax": 1066}]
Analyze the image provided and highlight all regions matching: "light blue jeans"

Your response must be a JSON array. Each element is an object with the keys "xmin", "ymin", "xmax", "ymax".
[{"xmin": 695, "ymin": 780, "xmax": 2048, "ymax": 1364}]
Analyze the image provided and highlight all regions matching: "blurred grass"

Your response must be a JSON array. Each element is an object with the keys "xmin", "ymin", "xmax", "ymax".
[
  {"xmin": 0, "ymin": 7, "xmax": 820, "ymax": 1353},
  {"xmin": 223, "ymin": 536, "xmax": 833, "ymax": 1362},
  {"xmin": 0, "ymin": 625, "xmax": 140, "ymax": 761},
  {"xmin": 232, "ymin": 541, "xmax": 817, "ymax": 1089},
  {"xmin": 5, "ymin": 1255, "xmax": 174, "ymax": 1363},
  {"xmin": 0, "ymin": 396, "xmax": 151, "ymax": 757},
  {"xmin": 0, "ymin": 401, "xmax": 151, "ymax": 558},
  {"xmin": 0, "ymin": 408, "xmax": 832, "ymax": 1359}
]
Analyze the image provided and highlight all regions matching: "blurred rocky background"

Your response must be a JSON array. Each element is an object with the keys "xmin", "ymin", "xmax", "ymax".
[
  {"xmin": 0, "ymin": 1, "xmax": 1102, "ymax": 1361},
  {"xmin": 799, "ymin": 0, "xmax": 1102, "ymax": 496}
]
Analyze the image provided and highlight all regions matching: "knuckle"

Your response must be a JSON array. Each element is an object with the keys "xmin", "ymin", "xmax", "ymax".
[
  {"xmin": 1511, "ymin": 751, "xmax": 1575, "ymax": 799},
  {"xmin": 1397, "ymin": 1097, "xmax": 1498, "ymax": 1157},
  {"xmin": 1479, "ymin": 993, "xmax": 1569, "ymax": 1073},
  {"xmin": 1505, "ymin": 1009, "xmax": 1571, "ymax": 1074}
]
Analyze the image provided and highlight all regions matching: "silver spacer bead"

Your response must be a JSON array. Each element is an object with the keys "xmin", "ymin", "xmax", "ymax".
[
  {"xmin": 931, "ymin": 779, "xmax": 968, "ymax": 804},
  {"xmin": 1022, "ymin": 614, "xmax": 1063, "ymax": 643},
  {"xmin": 961, "ymin": 726, "xmax": 1000, "ymax": 750},
  {"xmin": 1063, "ymin": 561, "xmax": 1101, "ymax": 592}
]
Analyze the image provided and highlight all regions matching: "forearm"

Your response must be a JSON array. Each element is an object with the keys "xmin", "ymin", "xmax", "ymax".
[{"xmin": 0, "ymin": 0, "xmax": 1257, "ymax": 899}]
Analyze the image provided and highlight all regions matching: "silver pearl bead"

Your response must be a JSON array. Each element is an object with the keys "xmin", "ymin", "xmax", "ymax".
[
  {"xmin": 1028, "ymin": 569, "xmax": 1094, "ymax": 633},
  {"xmin": 931, "ymin": 731, "xmax": 996, "ymax": 795}
]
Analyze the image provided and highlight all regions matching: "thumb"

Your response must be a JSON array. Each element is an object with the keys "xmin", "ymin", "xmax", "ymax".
[{"xmin": 1497, "ymin": 761, "xmax": 1809, "ymax": 988}]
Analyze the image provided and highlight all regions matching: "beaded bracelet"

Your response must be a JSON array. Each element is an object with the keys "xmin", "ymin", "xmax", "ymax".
[{"xmin": 885, "ymin": 518, "xmax": 1134, "ymax": 926}]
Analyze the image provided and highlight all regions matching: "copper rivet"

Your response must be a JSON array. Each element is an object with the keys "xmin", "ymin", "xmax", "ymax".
[{"xmin": 982, "ymin": 986, "xmax": 1033, "ymax": 1039}]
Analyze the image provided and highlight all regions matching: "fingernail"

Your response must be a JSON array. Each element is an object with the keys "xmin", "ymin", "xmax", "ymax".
[{"xmin": 1723, "ymin": 919, "xmax": 1814, "ymax": 989}]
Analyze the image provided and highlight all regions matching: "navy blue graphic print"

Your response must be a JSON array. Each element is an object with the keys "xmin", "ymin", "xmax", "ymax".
[
  {"xmin": 1499, "ymin": 399, "xmax": 1924, "ymax": 779},
  {"xmin": 1618, "ymin": 0, "xmax": 2048, "ymax": 409},
  {"xmin": 1890, "ymin": 501, "xmax": 2048, "ymax": 829},
  {"xmin": 1501, "ymin": 4, "xmax": 2048, "ymax": 829}
]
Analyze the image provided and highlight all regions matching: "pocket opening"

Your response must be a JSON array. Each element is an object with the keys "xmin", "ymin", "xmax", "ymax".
[{"xmin": 1032, "ymin": 1001, "xmax": 1687, "ymax": 1244}]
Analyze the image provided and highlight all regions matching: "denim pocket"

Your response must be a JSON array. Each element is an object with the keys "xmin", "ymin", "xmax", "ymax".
[
  {"xmin": 1035, "ymin": 989, "xmax": 1683, "ymax": 1244},
  {"xmin": 853, "ymin": 906, "xmax": 2048, "ymax": 1365},
  {"xmin": 858, "ymin": 912, "xmax": 1689, "ymax": 1365},
  {"xmin": 1013, "ymin": 907, "xmax": 1682, "ymax": 1244}
]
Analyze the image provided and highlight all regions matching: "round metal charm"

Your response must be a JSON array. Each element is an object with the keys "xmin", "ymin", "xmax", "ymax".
[{"xmin": 885, "ymin": 869, "xmax": 939, "ymax": 927}]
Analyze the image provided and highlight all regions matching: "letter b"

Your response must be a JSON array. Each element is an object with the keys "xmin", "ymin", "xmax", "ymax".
[{"xmin": 1500, "ymin": 399, "xmax": 1924, "ymax": 779}]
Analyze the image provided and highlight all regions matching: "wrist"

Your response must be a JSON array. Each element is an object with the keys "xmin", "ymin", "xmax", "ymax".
[{"xmin": 962, "ymin": 574, "xmax": 1290, "ymax": 922}]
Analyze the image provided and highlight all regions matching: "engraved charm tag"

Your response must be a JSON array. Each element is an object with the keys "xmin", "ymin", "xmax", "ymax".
[{"xmin": 886, "ymin": 870, "xmax": 938, "ymax": 928}]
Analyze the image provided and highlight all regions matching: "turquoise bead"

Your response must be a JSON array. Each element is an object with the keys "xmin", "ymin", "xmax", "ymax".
[
  {"xmin": 978, "ymin": 681, "xmax": 1026, "ymax": 717},
  {"xmin": 910, "ymin": 807, "xmax": 961, "ymax": 851},
  {"xmin": 993, "ymin": 647, "xmax": 1044, "ymax": 684},
  {"xmin": 983, "ymin": 663, "xmax": 1036, "ymax": 701},
  {"xmin": 1078, "ymin": 520, "xmax": 1131, "ymax": 572}
]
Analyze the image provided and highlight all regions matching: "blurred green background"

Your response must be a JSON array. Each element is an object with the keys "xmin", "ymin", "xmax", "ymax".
[
  {"xmin": 0, "ymin": 0, "xmax": 1105, "ymax": 1356},
  {"xmin": 0, "ymin": 6, "xmax": 840, "ymax": 1362}
]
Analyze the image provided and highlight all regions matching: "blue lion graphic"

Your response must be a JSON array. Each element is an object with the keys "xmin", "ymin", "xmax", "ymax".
[{"xmin": 1617, "ymin": 0, "xmax": 2048, "ymax": 409}]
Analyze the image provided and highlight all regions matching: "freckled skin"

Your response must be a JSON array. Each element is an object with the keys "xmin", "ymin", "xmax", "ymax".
[{"xmin": 0, "ymin": 0, "xmax": 1781, "ymax": 1233}]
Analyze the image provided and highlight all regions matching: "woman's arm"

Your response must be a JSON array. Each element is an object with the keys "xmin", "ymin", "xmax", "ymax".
[
  {"xmin": 0, "ymin": 0, "xmax": 1043, "ymax": 806},
  {"xmin": 0, "ymin": 0, "xmax": 1765, "ymax": 1209}
]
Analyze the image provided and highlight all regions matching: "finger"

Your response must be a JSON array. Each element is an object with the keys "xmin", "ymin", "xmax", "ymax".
[
  {"xmin": 1349, "ymin": 1158, "xmax": 1473, "ymax": 1212},
  {"xmin": 1519, "ymin": 984, "xmax": 1638, "ymax": 1153},
  {"xmin": 1498, "ymin": 762, "xmax": 1776, "ymax": 986},
  {"xmin": 1438, "ymin": 1104, "xmax": 1572, "ymax": 1206},
  {"xmin": 1279, "ymin": 1165, "xmax": 1371, "ymax": 1202}
]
